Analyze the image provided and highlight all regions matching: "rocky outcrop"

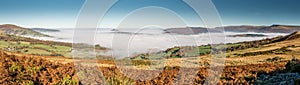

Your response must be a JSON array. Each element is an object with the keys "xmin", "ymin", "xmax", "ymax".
[{"xmin": 255, "ymin": 58, "xmax": 300, "ymax": 85}]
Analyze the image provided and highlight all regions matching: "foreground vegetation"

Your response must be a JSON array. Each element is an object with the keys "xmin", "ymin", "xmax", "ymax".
[
  {"xmin": 0, "ymin": 51, "xmax": 79, "ymax": 84},
  {"xmin": 2, "ymin": 49, "xmax": 300, "ymax": 84}
]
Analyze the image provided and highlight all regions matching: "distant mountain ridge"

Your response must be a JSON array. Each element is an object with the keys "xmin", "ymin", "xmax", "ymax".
[
  {"xmin": 227, "ymin": 34, "xmax": 267, "ymax": 37},
  {"xmin": 164, "ymin": 24, "xmax": 300, "ymax": 35},
  {"xmin": 31, "ymin": 28, "xmax": 60, "ymax": 32},
  {"xmin": 0, "ymin": 24, "xmax": 50, "ymax": 37}
]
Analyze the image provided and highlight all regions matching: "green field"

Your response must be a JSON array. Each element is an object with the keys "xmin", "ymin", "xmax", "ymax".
[
  {"xmin": 131, "ymin": 44, "xmax": 241, "ymax": 60},
  {"xmin": 0, "ymin": 40, "xmax": 72, "ymax": 57}
]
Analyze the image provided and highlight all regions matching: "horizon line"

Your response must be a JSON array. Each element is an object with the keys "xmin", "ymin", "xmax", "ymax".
[{"xmin": 1, "ymin": 23, "xmax": 300, "ymax": 29}]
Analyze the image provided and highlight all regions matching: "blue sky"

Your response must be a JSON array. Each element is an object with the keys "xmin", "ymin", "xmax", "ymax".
[{"xmin": 0, "ymin": 0, "xmax": 300, "ymax": 28}]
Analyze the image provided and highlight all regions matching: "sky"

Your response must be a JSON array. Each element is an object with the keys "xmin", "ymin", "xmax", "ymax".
[{"xmin": 0, "ymin": 0, "xmax": 300, "ymax": 28}]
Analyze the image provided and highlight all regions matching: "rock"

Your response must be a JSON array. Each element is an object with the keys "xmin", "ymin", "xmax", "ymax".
[
  {"xmin": 294, "ymin": 78, "xmax": 300, "ymax": 85},
  {"xmin": 285, "ymin": 59, "xmax": 300, "ymax": 73},
  {"xmin": 255, "ymin": 73, "xmax": 300, "ymax": 85}
]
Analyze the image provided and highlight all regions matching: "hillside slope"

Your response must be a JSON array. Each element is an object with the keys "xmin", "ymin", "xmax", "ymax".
[
  {"xmin": 0, "ymin": 24, "xmax": 50, "ymax": 37},
  {"xmin": 223, "ymin": 31, "xmax": 300, "ymax": 65},
  {"xmin": 281, "ymin": 31, "xmax": 300, "ymax": 41},
  {"xmin": 132, "ymin": 31, "xmax": 300, "ymax": 66}
]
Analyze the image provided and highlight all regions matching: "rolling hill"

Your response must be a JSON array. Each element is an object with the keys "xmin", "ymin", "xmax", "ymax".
[
  {"xmin": 164, "ymin": 24, "xmax": 300, "ymax": 34},
  {"xmin": 31, "ymin": 28, "xmax": 60, "ymax": 32},
  {"xmin": 0, "ymin": 24, "xmax": 50, "ymax": 37},
  {"xmin": 131, "ymin": 31, "xmax": 300, "ymax": 66}
]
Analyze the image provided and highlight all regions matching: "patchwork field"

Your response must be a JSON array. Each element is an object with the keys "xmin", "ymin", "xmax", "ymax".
[{"xmin": 0, "ymin": 34, "xmax": 108, "ymax": 59}]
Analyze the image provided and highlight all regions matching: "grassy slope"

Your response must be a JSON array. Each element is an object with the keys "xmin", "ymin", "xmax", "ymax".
[
  {"xmin": 224, "ymin": 32, "xmax": 300, "ymax": 65},
  {"xmin": 0, "ymin": 34, "xmax": 74, "ymax": 58},
  {"xmin": 129, "ymin": 31, "xmax": 300, "ymax": 68},
  {"xmin": 0, "ymin": 24, "xmax": 110, "ymax": 58},
  {"xmin": 0, "ymin": 33, "xmax": 109, "ymax": 59},
  {"xmin": 0, "ymin": 24, "xmax": 50, "ymax": 37}
]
